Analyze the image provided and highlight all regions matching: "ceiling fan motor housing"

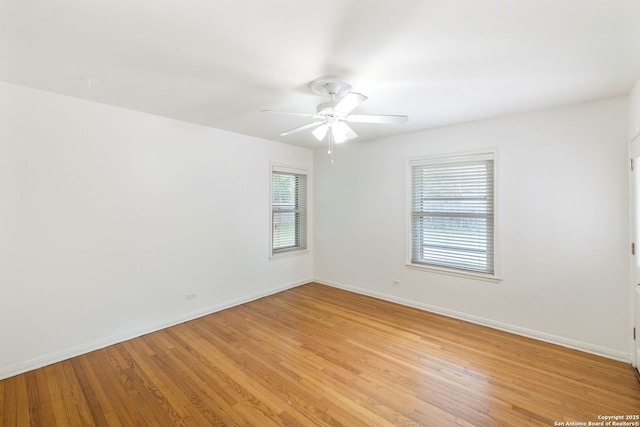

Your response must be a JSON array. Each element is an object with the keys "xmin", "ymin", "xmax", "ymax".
[
  {"xmin": 309, "ymin": 76, "xmax": 353, "ymax": 97},
  {"xmin": 316, "ymin": 101, "xmax": 343, "ymax": 117}
]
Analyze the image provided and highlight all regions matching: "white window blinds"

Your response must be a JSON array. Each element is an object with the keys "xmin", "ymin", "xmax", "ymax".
[
  {"xmin": 271, "ymin": 166, "xmax": 307, "ymax": 256},
  {"xmin": 410, "ymin": 153, "xmax": 495, "ymax": 275}
]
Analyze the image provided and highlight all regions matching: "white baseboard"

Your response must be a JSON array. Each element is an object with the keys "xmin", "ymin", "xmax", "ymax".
[
  {"xmin": 0, "ymin": 278, "xmax": 311, "ymax": 380},
  {"xmin": 314, "ymin": 277, "xmax": 632, "ymax": 364},
  {"xmin": 4, "ymin": 277, "xmax": 629, "ymax": 380}
]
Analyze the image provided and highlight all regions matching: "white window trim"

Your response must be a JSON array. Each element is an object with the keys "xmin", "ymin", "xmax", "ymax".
[
  {"xmin": 405, "ymin": 149, "xmax": 502, "ymax": 282},
  {"xmin": 270, "ymin": 163, "xmax": 310, "ymax": 260}
]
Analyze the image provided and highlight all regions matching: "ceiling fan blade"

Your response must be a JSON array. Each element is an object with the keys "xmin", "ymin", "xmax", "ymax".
[
  {"xmin": 332, "ymin": 121, "xmax": 358, "ymax": 143},
  {"xmin": 312, "ymin": 124, "xmax": 328, "ymax": 141},
  {"xmin": 333, "ymin": 92, "xmax": 368, "ymax": 114},
  {"xmin": 280, "ymin": 121, "xmax": 326, "ymax": 136},
  {"xmin": 261, "ymin": 110, "xmax": 316, "ymax": 118},
  {"xmin": 346, "ymin": 114, "xmax": 409, "ymax": 124}
]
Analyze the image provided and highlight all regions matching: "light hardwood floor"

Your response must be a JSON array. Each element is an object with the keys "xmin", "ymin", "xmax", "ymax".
[{"xmin": 2, "ymin": 282, "xmax": 639, "ymax": 426}]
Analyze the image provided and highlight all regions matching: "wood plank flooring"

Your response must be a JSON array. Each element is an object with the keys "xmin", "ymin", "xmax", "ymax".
[{"xmin": 2, "ymin": 282, "xmax": 639, "ymax": 426}]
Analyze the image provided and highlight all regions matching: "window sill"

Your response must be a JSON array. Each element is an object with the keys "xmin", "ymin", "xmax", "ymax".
[
  {"xmin": 270, "ymin": 249, "xmax": 310, "ymax": 260},
  {"xmin": 405, "ymin": 262, "xmax": 502, "ymax": 283}
]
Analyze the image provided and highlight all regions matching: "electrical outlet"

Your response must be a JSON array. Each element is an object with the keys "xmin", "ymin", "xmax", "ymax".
[
  {"xmin": 392, "ymin": 279, "xmax": 400, "ymax": 287},
  {"xmin": 186, "ymin": 293, "xmax": 197, "ymax": 300}
]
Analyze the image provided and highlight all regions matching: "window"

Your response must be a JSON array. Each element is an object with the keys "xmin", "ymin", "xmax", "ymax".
[
  {"xmin": 408, "ymin": 151, "xmax": 499, "ymax": 279},
  {"xmin": 271, "ymin": 164, "xmax": 308, "ymax": 257}
]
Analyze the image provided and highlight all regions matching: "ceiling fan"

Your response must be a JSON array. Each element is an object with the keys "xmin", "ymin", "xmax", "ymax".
[{"xmin": 262, "ymin": 76, "xmax": 408, "ymax": 151}]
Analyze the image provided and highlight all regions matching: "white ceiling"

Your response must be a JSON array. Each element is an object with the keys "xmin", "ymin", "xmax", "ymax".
[{"xmin": 2, "ymin": 0, "xmax": 640, "ymax": 148}]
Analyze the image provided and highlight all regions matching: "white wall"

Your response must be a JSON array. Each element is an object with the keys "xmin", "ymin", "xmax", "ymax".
[
  {"xmin": 629, "ymin": 76, "xmax": 640, "ymax": 368},
  {"xmin": 0, "ymin": 80, "xmax": 632, "ymax": 377},
  {"xmin": 0, "ymin": 81, "xmax": 313, "ymax": 378},
  {"xmin": 630, "ymin": 79, "xmax": 640, "ymax": 138},
  {"xmin": 314, "ymin": 97, "xmax": 631, "ymax": 360}
]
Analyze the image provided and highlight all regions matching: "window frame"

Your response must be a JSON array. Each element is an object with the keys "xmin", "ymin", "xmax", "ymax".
[
  {"xmin": 406, "ymin": 149, "xmax": 501, "ymax": 282},
  {"xmin": 270, "ymin": 163, "xmax": 309, "ymax": 259}
]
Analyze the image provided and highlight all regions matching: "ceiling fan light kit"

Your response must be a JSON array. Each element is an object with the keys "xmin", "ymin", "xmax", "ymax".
[{"xmin": 262, "ymin": 76, "xmax": 408, "ymax": 161}]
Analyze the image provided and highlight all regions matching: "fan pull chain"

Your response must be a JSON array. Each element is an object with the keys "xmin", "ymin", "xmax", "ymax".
[
  {"xmin": 328, "ymin": 130, "xmax": 335, "ymax": 163},
  {"xmin": 329, "ymin": 92, "xmax": 335, "ymax": 162}
]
